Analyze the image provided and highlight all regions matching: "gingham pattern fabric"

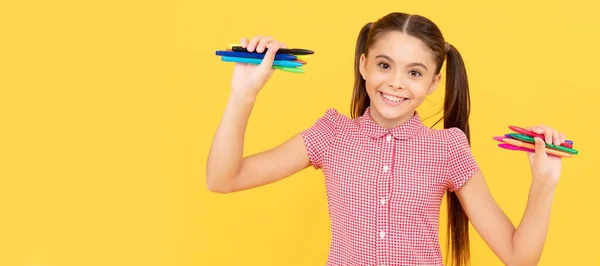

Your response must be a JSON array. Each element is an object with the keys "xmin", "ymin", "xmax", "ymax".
[{"xmin": 301, "ymin": 106, "xmax": 480, "ymax": 266}]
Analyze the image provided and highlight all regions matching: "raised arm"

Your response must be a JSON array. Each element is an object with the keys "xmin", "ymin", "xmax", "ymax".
[
  {"xmin": 206, "ymin": 36, "xmax": 311, "ymax": 194},
  {"xmin": 456, "ymin": 125, "xmax": 565, "ymax": 266},
  {"xmin": 205, "ymin": 94, "xmax": 310, "ymax": 193}
]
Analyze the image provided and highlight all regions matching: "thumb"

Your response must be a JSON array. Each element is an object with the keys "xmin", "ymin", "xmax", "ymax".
[
  {"xmin": 259, "ymin": 45, "xmax": 279, "ymax": 72},
  {"xmin": 534, "ymin": 137, "xmax": 547, "ymax": 158}
]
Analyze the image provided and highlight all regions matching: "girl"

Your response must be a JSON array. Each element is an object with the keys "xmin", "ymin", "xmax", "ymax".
[{"xmin": 206, "ymin": 12, "xmax": 566, "ymax": 266}]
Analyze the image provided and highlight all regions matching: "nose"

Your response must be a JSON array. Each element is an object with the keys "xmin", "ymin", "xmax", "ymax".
[{"xmin": 388, "ymin": 71, "xmax": 404, "ymax": 89}]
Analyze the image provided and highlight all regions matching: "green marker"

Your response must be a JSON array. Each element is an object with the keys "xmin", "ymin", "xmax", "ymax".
[
  {"xmin": 508, "ymin": 133, "xmax": 579, "ymax": 155},
  {"xmin": 273, "ymin": 65, "xmax": 304, "ymax": 73}
]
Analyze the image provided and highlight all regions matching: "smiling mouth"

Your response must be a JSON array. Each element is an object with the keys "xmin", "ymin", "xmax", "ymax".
[{"xmin": 379, "ymin": 91, "xmax": 408, "ymax": 105}]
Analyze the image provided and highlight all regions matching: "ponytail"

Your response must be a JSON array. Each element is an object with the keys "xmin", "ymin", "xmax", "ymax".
[
  {"xmin": 351, "ymin": 22, "xmax": 372, "ymax": 119},
  {"xmin": 442, "ymin": 42, "xmax": 472, "ymax": 266},
  {"xmin": 443, "ymin": 43, "xmax": 471, "ymax": 141}
]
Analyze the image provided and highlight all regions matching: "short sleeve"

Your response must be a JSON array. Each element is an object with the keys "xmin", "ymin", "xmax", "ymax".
[
  {"xmin": 301, "ymin": 108, "xmax": 340, "ymax": 169},
  {"xmin": 445, "ymin": 127, "xmax": 480, "ymax": 192}
]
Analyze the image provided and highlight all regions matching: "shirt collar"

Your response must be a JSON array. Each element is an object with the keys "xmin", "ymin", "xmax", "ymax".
[{"xmin": 358, "ymin": 106, "xmax": 426, "ymax": 140}]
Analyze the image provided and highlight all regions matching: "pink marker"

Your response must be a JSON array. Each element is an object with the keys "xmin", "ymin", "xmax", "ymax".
[
  {"xmin": 493, "ymin": 136, "xmax": 505, "ymax": 142},
  {"xmin": 498, "ymin": 143, "xmax": 535, "ymax": 153},
  {"xmin": 497, "ymin": 143, "xmax": 565, "ymax": 158}
]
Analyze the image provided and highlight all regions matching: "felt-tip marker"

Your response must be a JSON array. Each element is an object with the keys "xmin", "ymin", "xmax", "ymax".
[{"xmin": 231, "ymin": 46, "xmax": 314, "ymax": 55}]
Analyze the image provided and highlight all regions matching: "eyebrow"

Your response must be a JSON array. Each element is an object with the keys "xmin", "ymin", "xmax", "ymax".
[{"xmin": 375, "ymin": 54, "xmax": 428, "ymax": 71}]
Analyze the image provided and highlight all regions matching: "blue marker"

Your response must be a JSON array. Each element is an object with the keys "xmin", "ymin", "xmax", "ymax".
[
  {"xmin": 216, "ymin": 50, "xmax": 297, "ymax": 61},
  {"xmin": 220, "ymin": 56, "xmax": 303, "ymax": 68}
]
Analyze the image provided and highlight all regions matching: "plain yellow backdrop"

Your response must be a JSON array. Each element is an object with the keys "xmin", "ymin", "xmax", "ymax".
[{"xmin": 1, "ymin": 0, "xmax": 599, "ymax": 265}]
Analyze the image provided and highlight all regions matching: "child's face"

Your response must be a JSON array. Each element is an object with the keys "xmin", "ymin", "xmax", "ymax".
[{"xmin": 359, "ymin": 31, "xmax": 442, "ymax": 127}]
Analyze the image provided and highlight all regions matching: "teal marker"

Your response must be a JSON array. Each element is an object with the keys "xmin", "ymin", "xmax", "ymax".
[
  {"xmin": 220, "ymin": 56, "xmax": 303, "ymax": 68},
  {"xmin": 508, "ymin": 133, "xmax": 578, "ymax": 155}
]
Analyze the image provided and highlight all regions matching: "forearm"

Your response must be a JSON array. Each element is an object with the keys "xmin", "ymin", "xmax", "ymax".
[
  {"xmin": 511, "ymin": 181, "xmax": 556, "ymax": 265},
  {"xmin": 205, "ymin": 94, "xmax": 256, "ymax": 192}
]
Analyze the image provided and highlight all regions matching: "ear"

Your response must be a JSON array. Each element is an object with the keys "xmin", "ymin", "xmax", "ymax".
[
  {"xmin": 428, "ymin": 73, "xmax": 442, "ymax": 95},
  {"xmin": 359, "ymin": 53, "xmax": 367, "ymax": 80}
]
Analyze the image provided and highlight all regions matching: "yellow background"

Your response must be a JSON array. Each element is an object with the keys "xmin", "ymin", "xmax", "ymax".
[{"xmin": 1, "ymin": 0, "xmax": 599, "ymax": 265}]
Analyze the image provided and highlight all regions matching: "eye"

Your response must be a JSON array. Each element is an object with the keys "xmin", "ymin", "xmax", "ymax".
[
  {"xmin": 378, "ymin": 62, "xmax": 390, "ymax": 70},
  {"xmin": 409, "ymin": 70, "xmax": 422, "ymax": 77}
]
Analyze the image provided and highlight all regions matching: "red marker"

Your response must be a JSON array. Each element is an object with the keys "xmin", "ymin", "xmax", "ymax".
[{"xmin": 508, "ymin": 126, "xmax": 573, "ymax": 148}]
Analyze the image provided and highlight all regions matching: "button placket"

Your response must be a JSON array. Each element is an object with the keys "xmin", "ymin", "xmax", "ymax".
[{"xmin": 376, "ymin": 133, "xmax": 393, "ymax": 265}]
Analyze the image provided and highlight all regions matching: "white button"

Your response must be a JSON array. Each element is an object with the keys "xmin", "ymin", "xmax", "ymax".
[
  {"xmin": 380, "ymin": 231, "xmax": 386, "ymax": 239},
  {"xmin": 380, "ymin": 199, "xmax": 386, "ymax": 205},
  {"xmin": 383, "ymin": 166, "xmax": 389, "ymax": 172},
  {"xmin": 386, "ymin": 135, "xmax": 392, "ymax": 142}
]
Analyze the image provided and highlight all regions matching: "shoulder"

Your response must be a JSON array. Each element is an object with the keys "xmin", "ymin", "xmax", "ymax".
[
  {"xmin": 444, "ymin": 127, "xmax": 469, "ymax": 143},
  {"xmin": 416, "ymin": 127, "xmax": 472, "ymax": 157},
  {"xmin": 438, "ymin": 127, "xmax": 475, "ymax": 160},
  {"xmin": 440, "ymin": 127, "xmax": 471, "ymax": 153},
  {"xmin": 416, "ymin": 126, "xmax": 467, "ymax": 143},
  {"xmin": 301, "ymin": 108, "xmax": 355, "ymax": 169},
  {"xmin": 307, "ymin": 108, "xmax": 355, "ymax": 130},
  {"xmin": 438, "ymin": 127, "xmax": 479, "ymax": 191},
  {"xmin": 301, "ymin": 108, "xmax": 353, "ymax": 141},
  {"xmin": 421, "ymin": 127, "xmax": 467, "ymax": 140},
  {"xmin": 320, "ymin": 108, "xmax": 353, "ymax": 122},
  {"xmin": 319, "ymin": 108, "xmax": 344, "ymax": 122}
]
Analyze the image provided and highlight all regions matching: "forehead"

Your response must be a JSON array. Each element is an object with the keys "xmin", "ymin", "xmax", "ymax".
[{"xmin": 369, "ymin": 31, "xmax": 435, "ymax": 65}]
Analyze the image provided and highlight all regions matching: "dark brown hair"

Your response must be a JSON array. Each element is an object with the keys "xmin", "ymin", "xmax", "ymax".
[{"xmin": 351, "ymin": 12, "xmax": 472, "ymax": 266}]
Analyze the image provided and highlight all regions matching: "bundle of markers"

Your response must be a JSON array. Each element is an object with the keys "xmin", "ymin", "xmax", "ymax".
[
  {"xmin": 493, "ymin": 126, "xmax": 578, "ymax": 158},
  {"xmin": 215, "ymin": 44, "xmax": 313, "ymax": 74}
]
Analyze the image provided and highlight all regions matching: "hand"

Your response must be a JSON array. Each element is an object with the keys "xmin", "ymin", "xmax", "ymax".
[
  {"xmin": 526, "ymin": 124, "xmax": 566, "ymax": 187},
  {"xmin": 230, "ymin": 35, "xmax": 287, "ymax": 100}
]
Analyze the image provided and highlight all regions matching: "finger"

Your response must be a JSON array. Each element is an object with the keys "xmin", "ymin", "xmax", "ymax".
[
  {"xmin": 265, "ymin": 40, "xmax": 287, "ymax": 49},
  {"xmin": 256, "ymin": 36, "xmax": 274, "ymax": 53},
  {"xmin": 259, "ymin": 43, "xmax": 280, "ymax": 72},
  {"xmin": 543, "ymin": 128, "xmax": 552, "ymax": 144},
  {"xmin": 240, "ymin": 37, "xmax": 249, "ymax": 48},
  {"xmin": 531, "ymin": 125, "xmax": 544, "ymax": 134},
  {"xmin": 560, "ymin": 132, "xmax": 566, "ymax": 144},
  {"xmin": 527, "ymin": 125, "xmax": 538, "ymax": 133},
  {"xmin": 275, "ymin": 40, "xmax": 288, "ymax": 49},
  {"xmin": 553, "ymin": 129, "xmax": 561, "ymax": 146},
  {"xmin": 247, "ymin": 35, "xmax": 263, "ymax": 52},
  {"xmin": 534, "ymin": 137, "xmax": 547, "ymax": 158}
]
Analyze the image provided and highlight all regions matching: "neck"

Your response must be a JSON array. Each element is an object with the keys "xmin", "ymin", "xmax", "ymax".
[{"xmin": 369, "ymin": 107, "xmax": 416, "ymax": 129}]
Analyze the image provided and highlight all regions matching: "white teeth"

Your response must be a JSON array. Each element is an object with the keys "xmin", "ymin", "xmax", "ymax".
[{"xmin": 382, "ymin": 93, "xmax": 405, "ymax": 102}]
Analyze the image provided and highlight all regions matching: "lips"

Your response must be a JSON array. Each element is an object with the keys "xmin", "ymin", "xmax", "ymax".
[
  {"xmin": 379, "ymin": 91, "xmax": 408, "ymax": 105},
  {"xmin": 382, "ymin": 93, "xmax": 406, "ymax": 102}
]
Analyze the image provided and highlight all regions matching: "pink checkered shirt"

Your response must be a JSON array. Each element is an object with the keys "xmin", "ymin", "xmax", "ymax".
[{"xmin": 301, "ymin": 106, "xmax": 480, "ymax": 266}]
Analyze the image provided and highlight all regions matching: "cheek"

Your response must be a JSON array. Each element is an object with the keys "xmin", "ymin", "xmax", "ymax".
[
  {"xmin": 365, "ymin": 73, "xmax": 387, "ymax": 93},
  {"xmin": 407, "ymin": 82, "xmax": 432, "ymax": 102},
  {"xmin": 365, "ymin": 80, "xmax": 378, "ymax": 97}
]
